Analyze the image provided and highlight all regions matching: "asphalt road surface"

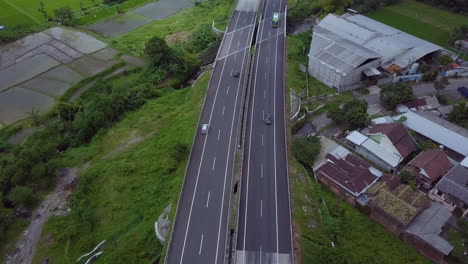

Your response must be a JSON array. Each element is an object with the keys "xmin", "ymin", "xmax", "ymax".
[
  {"xmin": 165, "ymin": 0, "xmax": 260, "ymax": 263},
  {"xmin": 236, "ymin": 0, "xmax": 293, "ymax": 262}
]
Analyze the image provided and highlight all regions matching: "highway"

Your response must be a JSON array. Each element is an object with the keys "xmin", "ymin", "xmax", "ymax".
[
  {"xmin": 236, "ymin": 0, "xmax": 293, "ymax": 262},
  {"xmin": 165, "ymin": 0, "xmax": 260, "ymax": 263}
]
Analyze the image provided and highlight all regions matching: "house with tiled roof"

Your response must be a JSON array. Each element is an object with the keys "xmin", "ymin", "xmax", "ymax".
[
  {"xmin": 430, "ymin": 164, "xmax": 468, "ymax": 217},
  {"xmin": 313, "ymin": 145, "xmax": 382, "ymax": 206},
  {"xmin": 368, "ymin": 123, "xmax": 417, "ymax": 161},
  {"xmin": 406, "ymin": 149, "xmax": 454, "ymax": 189},
  {"xmin": 366, "ymin": 173, "xmax": 429, "ymax": 235}
]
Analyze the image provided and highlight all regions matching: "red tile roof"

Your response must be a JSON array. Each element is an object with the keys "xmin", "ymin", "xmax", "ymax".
[
  {"xmin": 315, "ymin": 153, "xmax": 379, "ymax": 196},
  {"xmin": 407, "ymin": 149, "xmax": 453, "ymax": 184},
  {"xmin": 406, "ymin": 98, "xmax": 427, "ymax": 109},
  {"xmin": 369, "ymin": 123, "xmax": 417, "ymax": 159}
]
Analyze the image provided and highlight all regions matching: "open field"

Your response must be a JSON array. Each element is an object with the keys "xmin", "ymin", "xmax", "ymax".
[
  {"xmin": 0, "ymin": 0, "xmax": 155, "ymax": 27},
  {"xmin": 32, "ymin": 71, "xmax": 211, "ymax": 263},
  {"xmin": 109, "ymin": 0, "xmax": 234, "ymax": 54},
  {"xmin": 367, "ymin": 0, "xmax": 468, "ymax": 47}
]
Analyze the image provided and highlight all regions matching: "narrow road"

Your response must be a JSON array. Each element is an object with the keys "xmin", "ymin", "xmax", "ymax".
[
  {"xmin": 165, "ymin": 0, "xmax": 260, "ymax": 262},
  {"xmin": 236, "ymin": 0, "xmax": 293, "ymax": 262}
]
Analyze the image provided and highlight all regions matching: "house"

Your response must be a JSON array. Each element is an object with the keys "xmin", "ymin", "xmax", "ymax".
[
  {"xmin": 405, "ymin": 96, "xmax": 440, "ymax": 112},
  {"xmin": 430, "ymin": 164, "xmax": 468, "ymax": 217},
  {"xmin": 392, "ymin": 111, "xmax": 468, "ymax": 157},
  {"xmin": 308, "ymin": 12, "xmax": 443, "ymax": 91},
  {"xmin": 368, "ymin": 123, "xmax": 417, "ymax": 162},
  {"xmin": 406, "ymin": 149, "xmax": 454, "ymax": 189},
  {"xmin": 405, "ymin": 202, "xmax": 454, "ymax": 263},
  {"xmin": 313, "ymin": 145, "xmax": 381, "ymax": 206},
  {"xmin": 366, "ymin": 173, "xmax": 429, "ymax": 235},
  {"xmin": 345, "ymin": 131, "xmax": 402, "ymax": 172}
]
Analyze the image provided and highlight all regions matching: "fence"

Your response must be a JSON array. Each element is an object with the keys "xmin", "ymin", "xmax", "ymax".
[{"xmin": 377, "ymin": 73, "xmax": 424, "ymax": 86}]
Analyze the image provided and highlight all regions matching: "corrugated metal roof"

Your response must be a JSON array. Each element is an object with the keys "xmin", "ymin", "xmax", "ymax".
[
  {"xmin": 309, "ymin": 25, "xmax": 380, "ymax": 75},
  {"xmin": 315, "ymin": 13, "xmax": 443, "ymax": 70},
  {"xmin": 405, "ymin": 202, "xmax": 454, "ymax": 255},
  {"xmin": 393, "ymin": 111, "xmax": 468, "ymax": 156}
]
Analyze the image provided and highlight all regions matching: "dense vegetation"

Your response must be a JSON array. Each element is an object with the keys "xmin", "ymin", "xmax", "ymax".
[
  {"xmin": 0, "ymin": 23, "xmax": 219, "ymax": 260},
  {"xmin": 380, "ymin": 82, "xmax": 414, "ymax": 110},
  {"xmin": 415, "ymin": 0, "xmax": 468, "ymax": 14},
  {"xmin": 448, "ymin": 101, "xmax": 468, "ymax": 128},
  {"xmin": 327, "ymin": 99, "xmax": 370, "ymax": 129}
]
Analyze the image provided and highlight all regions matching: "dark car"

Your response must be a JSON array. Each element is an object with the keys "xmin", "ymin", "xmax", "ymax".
[
  {"xmin": 265, "ymin": 113, "xmax": 272, "ymax": 125},
  {"xmin": 458, "ymin": 86, "xmax": 468, "ymax": 99},
  {"xmin": 232, "ymin": 71, "xmax": 240, "ymax": 78}
]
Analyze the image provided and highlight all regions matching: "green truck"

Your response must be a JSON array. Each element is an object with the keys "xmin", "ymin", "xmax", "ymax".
[{"xmin": 272, "ymin": 12, "xmax": 279, "ymax": 28}]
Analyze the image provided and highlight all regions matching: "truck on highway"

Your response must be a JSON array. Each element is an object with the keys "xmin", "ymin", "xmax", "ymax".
[{"xmin": 272, "ymin": 13, "xmax": 279, "ymax": 28}]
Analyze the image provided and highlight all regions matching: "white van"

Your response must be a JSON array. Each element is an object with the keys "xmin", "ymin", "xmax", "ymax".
[{"xmin": 201, "ymin": 124, "xmax": 209, "ymax": 134}]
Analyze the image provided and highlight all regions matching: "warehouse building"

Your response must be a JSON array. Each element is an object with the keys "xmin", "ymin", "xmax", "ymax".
[{"xmin": 308, "ymin": 12, "xmax": 443, "ymax": 92}]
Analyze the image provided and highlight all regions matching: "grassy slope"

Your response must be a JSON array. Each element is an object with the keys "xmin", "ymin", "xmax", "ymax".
[
  {"xmin": 289, "ymin": 159, "xmax": 431, "ymax": 264},
  {"xmin": 367, "ymin": 0, "xmax": 468, "ymax": 47},
  {"xmin": 286, "ymin": 34, "xmax": 334, "ymax": 97},
  {"xmin": 33, "ymin": 71, "xmax": 211, "ymax": 263},
  {"xmin": 108, "ymin": 0, "xmax": 234, "ymax": 55}
]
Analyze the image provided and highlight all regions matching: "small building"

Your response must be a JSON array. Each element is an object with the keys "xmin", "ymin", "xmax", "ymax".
[
  {"xmin": 345, "ymin": 131, "xmax": 402, "ymax": 172},
  {"xmin": 430, "ymin": 164, "xmax": 468, "ymax": 217},
  {"xmin": 368, "ymin": 123, "xmax": 417, "ymax": 162},
  {"xmin": 308, "ymin": 13, "xmax": 443, "ymax": 91},
  {"xmin": 404, "ymin": 202, "xmax": 454, "ymax": 263},
  {"xmin": 406, "ymin": 149, "xmax": 454, "ymax": 189},
  {"xmin": 366, "ymin": 174, "xmax": 429, "ymax": 236},
  {"xmin": 405, "ymin": 96, "xmax": 440, "ymax": 112},
  {"xmin": 313, "ymin": 145, "xmax": 381, "ymax": 206}
]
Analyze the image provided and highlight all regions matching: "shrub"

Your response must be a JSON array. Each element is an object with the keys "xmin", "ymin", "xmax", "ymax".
[
  {"xmin": 292, "ymin": 136, "xmax": 321, "ymax": 168},
  {"xmin": 438, "ymin": 54, "xmax": 453, "ymax": 66}
]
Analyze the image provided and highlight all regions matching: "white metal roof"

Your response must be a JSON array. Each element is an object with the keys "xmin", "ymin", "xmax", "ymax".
[
  {"xmin": 346, "ymin": 131, "xmax": 401, "ymax": 167},
  {"xmin": 393, "ymin": 111, "xmax": 468, "ymax": 156},
  {"xmin": 361, "ymin": 138, "xmax": 401, "ymax": 167},
  {"xmin": 346, "ymin": 131, "xmax": 368, "ymax": 145},
  {"xmin": 316, "ymin": 13, "xmax": 443, "ymax": 70}
]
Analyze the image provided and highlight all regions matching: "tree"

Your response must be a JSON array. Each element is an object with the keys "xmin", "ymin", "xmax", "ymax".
[
  {"xmin": 56, "ymin": 102, "xmax": 81, "ymax": 122},
  {"xmin": 343, "ymin": 99, "xmax": 369, "ymax": 129},
  {"xmin": 399, "ymin": 170, "xmax": 416, "ymax": 188},
  {"xmin": 380, "ymin": 82, "xmax": 414, "ymax": 110},
  {"xmin": 448, "ymin": 101, "xmax": 468, "ymax": 124},
  {"xmin": 8, "ymin": 186, "xmax": 36, "ymax": 208},
  {"xmin": 54, "ymin": 6, "xmax": 74, "ymax": 26},
  {"xmin": 292, "ymin": 136, "xmax": 321, "ymax": 168},
  {"xmin": 326, "ymin": 104, "xmax": 345, "ymax": 122},
  {"xmin": 144, "ymin": 37, "xmax": 177, "ymax": 67},
  {"xmin": 434, "ymin": 80, "xmax": 445, "ymax": 91}
]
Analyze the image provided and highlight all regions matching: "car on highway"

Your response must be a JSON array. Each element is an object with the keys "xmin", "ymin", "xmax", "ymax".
[
  {"xmin": 201, "ymin": 123, "xmax": 209, "ymax": 134},
  {"xmin": 272, "ymin": 13, "xmax": 279, "ymax": 28},
  {"xmin": 265, "ymin": 113, "xmax": 272, "ymax": 125},
  {"xmin": 458, "ymin": 86, "xmax": 468, "ymax": 99},
  {"xmin": 232, "ymin": 71, "xmax": 240, "ymax": 78}
]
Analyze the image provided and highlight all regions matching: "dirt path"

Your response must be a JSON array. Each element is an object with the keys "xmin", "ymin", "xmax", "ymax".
[{"xmin": 5, "ymin": 168, "xmax": 79, "ymax": 264}]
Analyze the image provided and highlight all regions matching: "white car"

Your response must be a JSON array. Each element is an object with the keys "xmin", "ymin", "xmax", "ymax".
[{"xmin": 201, "ymin": 124, "xmax": 209, "ymax": 134}]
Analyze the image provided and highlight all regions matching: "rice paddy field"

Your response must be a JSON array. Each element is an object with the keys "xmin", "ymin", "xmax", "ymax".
[{"xmin": 367, "ymin": 0, "xmax": 468, "ymax": 47}]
